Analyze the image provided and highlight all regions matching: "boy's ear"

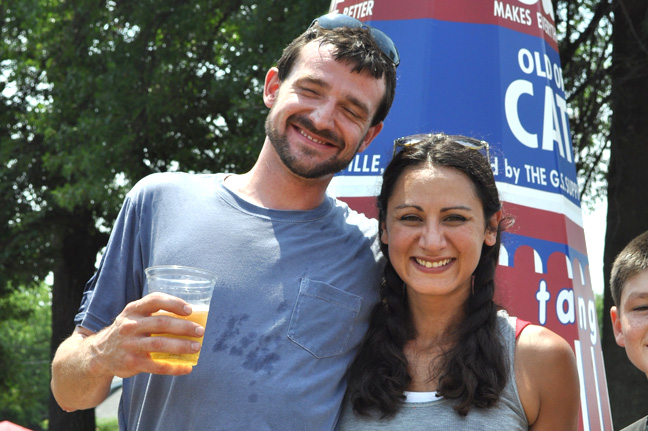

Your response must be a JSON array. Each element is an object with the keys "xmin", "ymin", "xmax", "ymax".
[{"xmin": 610, "ymin": 306, "xmax": 626, "ymax": 347}]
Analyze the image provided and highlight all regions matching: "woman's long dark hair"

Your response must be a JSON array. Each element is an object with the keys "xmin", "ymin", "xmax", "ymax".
[{"xmin": 346, "ymin": 134, "xmax": 510, "ymax": 417}]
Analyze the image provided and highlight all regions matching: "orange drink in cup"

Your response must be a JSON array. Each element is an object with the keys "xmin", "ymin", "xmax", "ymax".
[{"xmin": 145, "ymin": 265, "xmax": 216, "ymax": 366}]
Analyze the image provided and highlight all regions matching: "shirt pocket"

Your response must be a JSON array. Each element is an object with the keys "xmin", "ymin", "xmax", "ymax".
[{"xmin": 287, "ymin": 278, "xmax": 362, "ymax": 358}]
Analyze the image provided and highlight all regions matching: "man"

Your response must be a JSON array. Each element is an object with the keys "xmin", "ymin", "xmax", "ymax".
[{"xmin": 51, "ymin": 13, "xmax": 399, "ymax": 430}]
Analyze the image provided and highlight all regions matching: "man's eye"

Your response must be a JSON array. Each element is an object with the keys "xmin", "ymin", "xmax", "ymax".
[
  {"xmin": 300, "ymin": 87, "xmax": 319, "ymax": 96},
  {"xmin": 343, "ymin": 107, "xmax": 360, "ymax": 119}
]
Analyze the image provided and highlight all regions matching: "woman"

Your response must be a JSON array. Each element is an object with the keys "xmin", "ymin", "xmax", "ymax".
[{"xmin": 338, "ymin": 133, "xmax": 580, "ymax": 430}]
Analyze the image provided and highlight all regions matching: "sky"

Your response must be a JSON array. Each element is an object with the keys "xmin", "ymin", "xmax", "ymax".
[{"xmin": 582, "ymin": 199, "xmax": 607, "ymax": 295}]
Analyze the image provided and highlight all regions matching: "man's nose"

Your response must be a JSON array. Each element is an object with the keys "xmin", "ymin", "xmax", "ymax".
[{"xmin": 310, "ymin": 99, "xmax": 336, "ymax": 130}]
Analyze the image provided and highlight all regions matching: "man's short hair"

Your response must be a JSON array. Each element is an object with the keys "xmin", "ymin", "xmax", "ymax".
[{"xmin": 276, "ymin": 24, "xmax": 397, "ymax": 127}]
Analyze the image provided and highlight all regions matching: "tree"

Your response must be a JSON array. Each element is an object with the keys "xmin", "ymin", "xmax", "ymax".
[
  {"xmin": 602, "ymin": 0, "xmax": 648, "ymax": 427},
  {"xmin": 557, "ymin": 0, "xmax": 648, "ymax": 425},
  {"xmin": 1, "ymin": 1, "xmax": 325, "ymax": 430},
  {"xmin": 557, "ymin": 0, "xmax": 613, "ymax": 206},
  {"xmin": 0, "ymin": 283, "xmax": 52, "ymax": 430}
]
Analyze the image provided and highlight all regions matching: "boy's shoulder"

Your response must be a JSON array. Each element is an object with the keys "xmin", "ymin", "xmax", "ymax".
[{"xmin": 620, "ymin": 415, "xmax": 648, "ymax": 431}]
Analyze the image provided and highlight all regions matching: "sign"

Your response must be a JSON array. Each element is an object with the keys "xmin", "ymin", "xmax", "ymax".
[{"xmin": 327, "ymin": 1, "xmax": 612, "ymax": 429}]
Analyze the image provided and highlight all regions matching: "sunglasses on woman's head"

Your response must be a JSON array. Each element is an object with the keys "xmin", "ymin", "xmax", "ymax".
[
  {"xmin": 309, "ymin": 13, "xmax": 400, "ymax": 67},
  {"xmin": 392, "ymin": 133, "xmax": 490, "ymax": 160}
]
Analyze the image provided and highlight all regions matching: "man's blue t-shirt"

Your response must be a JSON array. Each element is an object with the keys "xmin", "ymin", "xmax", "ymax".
[{"xmin": 75, "ymin": 172, "xmax": 382, "ymax": 430}]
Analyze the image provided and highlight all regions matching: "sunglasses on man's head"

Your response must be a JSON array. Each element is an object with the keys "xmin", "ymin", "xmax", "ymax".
[
  {"xmin": 309, "ymin": 13, "xmax": 400, "ymax": 67},
  {"xmin": 392, "ymin": 133, "xmax": 490, "ymax": 160}
]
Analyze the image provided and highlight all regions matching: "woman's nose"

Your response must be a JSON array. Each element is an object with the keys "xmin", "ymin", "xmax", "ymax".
[{"xmin": 418, "ymin": 224, "xmax": 446, "ymax": 250}]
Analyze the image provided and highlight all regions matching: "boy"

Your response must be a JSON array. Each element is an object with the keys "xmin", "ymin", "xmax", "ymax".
[{"xmin": 610, "ymin": 230, "xmax": 648, "ymax": 431}]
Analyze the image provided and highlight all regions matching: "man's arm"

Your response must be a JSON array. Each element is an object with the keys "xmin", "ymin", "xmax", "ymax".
[
  {"xmin": 51, "ymin": 293, "xmax": 205, "ymax": 411},
  {"xmin": 51, "ymin": 327, "xmax": 115, "ymax": 411}
]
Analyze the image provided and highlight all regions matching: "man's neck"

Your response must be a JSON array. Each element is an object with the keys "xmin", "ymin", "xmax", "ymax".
[{"xmin": 224, "ymin": 144, "xmax": 333, "ymax": 211}]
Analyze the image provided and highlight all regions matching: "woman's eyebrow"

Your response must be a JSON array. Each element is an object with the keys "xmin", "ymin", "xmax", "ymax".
[{"xmin": 440, "ymin": 205, "xmax": 473, "ymax": 212}]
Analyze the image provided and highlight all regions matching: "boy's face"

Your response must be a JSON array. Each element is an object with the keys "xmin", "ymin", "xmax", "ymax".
[{"xmin": 611, "ymin": 268, "xmax": 648, "ymax": 377}]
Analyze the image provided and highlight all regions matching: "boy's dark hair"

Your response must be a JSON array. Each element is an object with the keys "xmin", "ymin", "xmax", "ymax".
[
  {"xmin": 610, "ymin": 230, "xmax": 648, "ymax": 306},
  {"xmin": 276, "ymin": 24, "xmax": 397, "ymax": 127}
]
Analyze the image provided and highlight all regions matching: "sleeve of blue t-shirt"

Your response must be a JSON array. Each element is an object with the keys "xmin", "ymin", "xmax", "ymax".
[{"xmin": 74, "ymin": 185, "xmax": 146, "ymax": 332}]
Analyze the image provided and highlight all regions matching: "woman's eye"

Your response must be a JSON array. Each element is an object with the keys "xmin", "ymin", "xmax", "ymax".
[
  {"xmin": 399, "ymin": 214, "xmax": 422, "ymax": 222},
  {"xmin": 445, "ymin": 215, "xmax": 467, "ymax": 223}
]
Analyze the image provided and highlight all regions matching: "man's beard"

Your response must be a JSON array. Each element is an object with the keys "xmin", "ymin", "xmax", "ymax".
[{"xmin": 265, "ymin": 113, "xmax": 361, "ymax": 179}]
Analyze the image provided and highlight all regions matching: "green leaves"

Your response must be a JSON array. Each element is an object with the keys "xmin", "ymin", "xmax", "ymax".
[
  {"xmin": 0, "ymin": 283, "xmax": 52, "ymax": 430},
  {"xmin": 1, "ymin": 0, "xmax": 325, "ymax": 290},
  {"xmin": 2, "ymin": 5, "xmax": 325, "ymax": 428},
  {"xmin": 557, "ymin": 0, "xmax": 613, "ymax": 203}
]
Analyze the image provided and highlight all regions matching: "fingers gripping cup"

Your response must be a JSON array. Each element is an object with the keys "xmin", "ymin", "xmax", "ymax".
[{"xmin": 145, "ymin": 265, "xmax": 217, "ymax": 366}]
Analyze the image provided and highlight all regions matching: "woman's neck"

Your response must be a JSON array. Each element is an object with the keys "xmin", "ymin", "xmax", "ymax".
[
  {"xmin": 404, "ymin": 291, "xmax": 467, "ymax": 392},
  {"xmin": 407, "ymin": 290, "xmax": 467, "ymax": 345}
]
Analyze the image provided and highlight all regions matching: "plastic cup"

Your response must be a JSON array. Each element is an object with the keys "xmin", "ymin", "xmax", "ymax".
[{"xmin": 144, "ymin": 265, "xmax": 217, "ymax": 366}]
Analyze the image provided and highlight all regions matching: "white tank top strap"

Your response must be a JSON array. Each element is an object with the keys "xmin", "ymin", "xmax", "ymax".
[{"xmin": 403, "ymin": 391, "xmax": 442, "ymax": 403}]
